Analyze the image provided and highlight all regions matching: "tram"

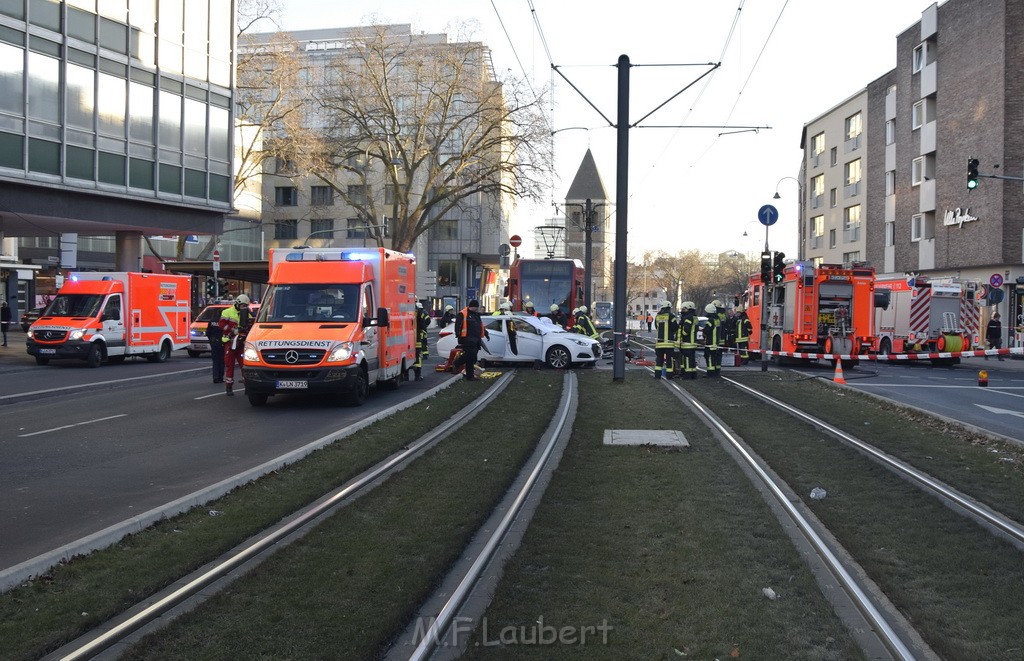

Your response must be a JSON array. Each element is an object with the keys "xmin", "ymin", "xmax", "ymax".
[
  {"xmin": 506, "ymin": 257, "xmax": 585, "ymax": 317},
  {"xmin": 593, "ymin": 301, "xmax": 613, "ymax": 329}
]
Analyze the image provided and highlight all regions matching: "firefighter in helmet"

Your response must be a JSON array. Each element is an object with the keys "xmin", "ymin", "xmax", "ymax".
[
  {"xmin": 654, "ymin": 300, "xmax": 678, "ymax": 379},
  {"xmin": 703, "ymin": 302, "xmax": 721, "ymax": 376},
  {"xmin": 411, "ymin": 300, "xmax": 430, "ymax": 380},
  {"xmin": 524, "ymin": 300, "xmax": 539, "ymax": 317},
  {"xmin": 495, "ymin": 301, "xmax": 518, "ymax": 355},
  {"xmin": 547, "ymin": 303, "xmax": 566, "ymax": 329},
  {"xmin": 440, "ymin": 304, "xmax": 456, "ymax": 328},
  {"xmin": 573, "ymin": 304, "xmax": 599, "ymax": 340},
  {"xmin": 677, "ymin": 301, "xmax": 699, "ymax": 379},
  {"xmin": 734, "ymin": 305, "xmax": 752, "ymax": 366}
]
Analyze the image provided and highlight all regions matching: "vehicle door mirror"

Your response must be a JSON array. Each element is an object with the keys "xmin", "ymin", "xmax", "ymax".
[{"xmin": 377, "ymin": 307, "xmax": 390, "ymax": 328}]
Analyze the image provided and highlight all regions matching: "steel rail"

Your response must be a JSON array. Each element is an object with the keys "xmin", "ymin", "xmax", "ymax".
[
  {"xmin": 724, "ymin": 375, "xmax": 1024, "ymax": 546},
  {"xmin": 664, "ymin": 377, "xmax": 918, "ymax": 661},
  {"xmin": 57, "ymin": 372, "xmax": 516, "ymax": 661},
  {"xmin": 408, "ymin": 371, "xmax": 576, "ymax": 661}
]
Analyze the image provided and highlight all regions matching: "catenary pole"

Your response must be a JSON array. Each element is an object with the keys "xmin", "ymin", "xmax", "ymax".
[{"xmin": 613, "ymin": 55, "xmax": 630, "ymax": 381}]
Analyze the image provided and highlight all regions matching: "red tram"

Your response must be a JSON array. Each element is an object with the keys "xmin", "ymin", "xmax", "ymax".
[{"xmin": 505, "ymin": 257, "xmax": 585, "ymax": 316}]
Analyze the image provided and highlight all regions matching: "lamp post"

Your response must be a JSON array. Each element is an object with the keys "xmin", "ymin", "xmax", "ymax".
[{"xmin": 773, "ymin": 175, "xmax": 804, "ymax": 260}]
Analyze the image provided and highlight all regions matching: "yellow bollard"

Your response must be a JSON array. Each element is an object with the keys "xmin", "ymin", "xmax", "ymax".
[{"xmin": 978, "ymin": 370, "xmax": 989, "ymax": 387}]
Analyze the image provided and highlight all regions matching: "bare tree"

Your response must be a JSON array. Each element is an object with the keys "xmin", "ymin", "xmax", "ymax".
[{"xmin": 287, "ymin": 24, "xmax": 551, "ymax": 252}]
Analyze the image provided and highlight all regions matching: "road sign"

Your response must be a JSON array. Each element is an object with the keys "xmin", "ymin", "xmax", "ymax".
[
  {"xmin": 757, "ymin": 204, "xmax": 779, "ymax": 226},
  {"xmin": 499, "ymin": 243, "xmax": 511, "ymax": 256},
  {"xmin": 212, "ymin": 249, "xmax": 220, "ymax": 272},
  {"xmin": 509, "ymin": 234, "xmax": 522, "ymax": 248},
  {"xmin": 989, "ymin": 273, "xmax": 1004, "ymax": 288}
]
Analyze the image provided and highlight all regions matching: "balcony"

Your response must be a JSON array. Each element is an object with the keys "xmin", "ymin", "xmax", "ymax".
[
  {"xmin": 844, "ymin": 135, "xmax": 861, "ymax": 153},
  {"xmin": 844, "ymin": 181, "xmax": 861, "ymax": 198},
  {"xmin": 843, "ymin": 225, "xmax": 861, "ymax": 243},
  {"xmin": 811, "ymin": 194, "xmax": 825, "ymax": 209}
]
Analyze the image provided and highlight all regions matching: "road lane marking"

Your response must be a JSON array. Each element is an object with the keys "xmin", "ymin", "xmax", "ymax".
[
  {"xmin": 0, "ymin": 367, "xmax": 209, "ymax": 401},
  {"xmin": 18, "ymin": 414, "xmax": 128, "ymax": 437}
]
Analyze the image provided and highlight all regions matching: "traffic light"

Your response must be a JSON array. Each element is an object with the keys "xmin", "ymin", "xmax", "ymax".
[
  {"xmin": 772, "ymin": 251, "xmax": 786, "ymax": 284},
  {"xmin": 205, "ymin": 278, "xmax": 216, "ymax": 298},
  {"xmin": 967, "ymin": 158, "xmax": 979, "ymax": 190},
  {"xmin": 382, "ymin": 217, "xmax": 389, "ymax": 238},
  {"xmin": 760, "ymin": 251, "xmax": 771, "ymax": 284}
]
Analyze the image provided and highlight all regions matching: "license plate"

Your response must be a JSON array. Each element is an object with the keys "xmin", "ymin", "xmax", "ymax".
[
  {"xmin": 39, "ymin": 348, "xmax": 56, "ymax": 354},
  {"xmin": 276, "ymin": 380, "xmax": 308, "ymax": 389}
]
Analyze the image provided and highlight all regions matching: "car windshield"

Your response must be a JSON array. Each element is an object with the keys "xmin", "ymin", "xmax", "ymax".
[
  {"xmin": 195, "ymin": 306, "xmax": 227, "ymax": 322},
  {"xmin": 45, "ymin": 294, "xmax": 104, "ymax": 318},
  {"xmin": 257, "ymin": 284, "xmax": 360, "ymax": 322}
]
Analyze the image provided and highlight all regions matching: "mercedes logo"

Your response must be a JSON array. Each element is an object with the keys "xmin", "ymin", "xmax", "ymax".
[{"xmin": 284, "ymin": 350, "xmax": 300, "ymax": 364}]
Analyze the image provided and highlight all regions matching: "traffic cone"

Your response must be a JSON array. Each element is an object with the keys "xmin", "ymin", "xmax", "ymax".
[{"xmin": 832, "ymin": 360, "xmax": 846, "ymax": 384}]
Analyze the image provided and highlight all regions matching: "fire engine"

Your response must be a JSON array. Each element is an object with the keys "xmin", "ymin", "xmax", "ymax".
[
  {"xmin": 872, "ymin": 274, "xmax": 981, "ymax": 361},
  {"xmin": 743, "ymin": 261, "xmax": 877, "ymax": 364}
]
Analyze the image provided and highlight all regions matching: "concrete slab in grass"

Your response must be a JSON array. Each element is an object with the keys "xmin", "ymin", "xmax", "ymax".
[{"xmin": 602, "ymin": 430, "xmax": 689, "ymax": 447}]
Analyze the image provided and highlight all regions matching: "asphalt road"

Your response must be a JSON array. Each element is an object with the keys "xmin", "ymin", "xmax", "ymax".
[{"xmin": 0, "ymin": 330, "xmax": 447, "ymax": 571}]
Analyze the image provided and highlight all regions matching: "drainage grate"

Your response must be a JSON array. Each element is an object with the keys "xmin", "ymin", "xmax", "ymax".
[{"xmin": 602, "ymin": 430, "xmax": 689, "ymax": 447}]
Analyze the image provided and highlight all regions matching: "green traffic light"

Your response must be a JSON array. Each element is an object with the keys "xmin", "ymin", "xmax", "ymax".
[{"xmin": 967, "ymin": 179, "xmax": 978, "ymax": 189}]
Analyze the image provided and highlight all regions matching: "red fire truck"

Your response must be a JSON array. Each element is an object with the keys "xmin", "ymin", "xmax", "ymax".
[
  {"xmin": 743, "ymin": 261, "xmax": 877, "ymax": 365},
  {"xmin": 872, "ymin": 274, "xmax": 982, "ymax": 361}
]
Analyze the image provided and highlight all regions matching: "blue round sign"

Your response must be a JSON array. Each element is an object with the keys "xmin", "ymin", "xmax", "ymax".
[{"xmin": 758, "ymin": 204, "xmax": 779, "ymax": 226}]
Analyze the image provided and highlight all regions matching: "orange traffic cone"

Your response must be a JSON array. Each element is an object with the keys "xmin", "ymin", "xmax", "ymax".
[{"xmin": 832, "ymin": 360, "xmax": 846, "ymax": 384}]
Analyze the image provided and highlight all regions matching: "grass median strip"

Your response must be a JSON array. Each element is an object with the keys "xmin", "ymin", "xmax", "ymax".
[
  {"xmin": 684, "ymin": 373, "xmax": 1024, "ymax": 659},
  {"xmin": 119, "ymin": 371, "xmax": 563, "ymax": 660},
  {"xmin": 1, "ymin": 379, "xmax": 487, "ymax": 661},
  {"xmin": 465, "ymin": 371, "xmax": 861, "ymax": 660}
]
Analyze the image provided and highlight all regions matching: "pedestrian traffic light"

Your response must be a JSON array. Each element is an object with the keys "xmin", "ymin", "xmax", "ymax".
[
  {"xmin": 772, "ymin": 251, "xmax": 786, "ymax": 284},
  {"xmin": 760, "ymin": 251, "xmax": 772, "ymax": 284},
  {"xmin": 967, "ymin": 158, "xmax": 979, "ymax": 190}
]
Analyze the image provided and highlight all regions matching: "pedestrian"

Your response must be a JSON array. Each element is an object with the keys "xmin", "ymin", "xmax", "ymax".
[
  {"xmin": 654, "ymin": 301, "xmax": 677, "ymax": 379},
  {"xmin": 734, "ymin": 306, "xmax": 752, "ymax": 367},
  {"xmin": 411, "ymin": 300, "xmax": 431, "ymax": 380},
  {"xmin": 206, "ymin": 306, "xmax": 224, "ymax": 383},
  {"xmin": 677, "ymin": 301, "xmax": 699, "ymax": 379},
  {"xmin": 646, "ymin": 313, "xmax": 653, "ymax": 332},
  {"xmin": 986, "ymin": 312, "xmax": 1003, "ymax": 360},
  {"xmin": 219, "ymin": 294, "xmax": 253, "ymax": 396},
  {"xmin": 0, "ymin": 300, "xmax": 10, "ymax": 347},
  {"xmin": 440, "ymin": 304, "xmax": 456, "ymax": 328},
  {"xmin": 703, "ymin": 303, "xmax": 721, "ymax": 376},
  {"xmin": 452, "ymin": 299, "xmax": 489, "ymax": 380}
]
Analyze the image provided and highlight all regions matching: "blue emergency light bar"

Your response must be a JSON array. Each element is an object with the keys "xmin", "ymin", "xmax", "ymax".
[{"xmin": 283, "ymin": 250, "xmax": 381, "ymax": 262}]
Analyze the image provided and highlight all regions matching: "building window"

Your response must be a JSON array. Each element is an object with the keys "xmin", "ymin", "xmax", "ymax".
[
  {"xmin": 885, "ymin": 170, "xmax": 896, "ymax": 196},
  {"xmin": 830, "ymin": 147, "xmax": 838, "ymax": 166},
  {"xmin": 432, "ymin": 219, "xmax": 459, "ymax": 240},
  {"xmin": 844, "ymin": 205, "xmax": 861, "ymax": 242},
  {"xmin": 811, "ymin": 174, "xmax": 825, "ymax": 208},
  {"xmin": 845, "ymin": 112, "xmax": 862, "ymax": 140},
  {"xmin": 275, "ymin": 157, "xmax": 297, "ymax": 174},
  {"xmin": 812, "ymin": 215, "xmax": 824, "ymax": 237},
  {"xmin": 885, "ymin": 119, "xmax": 895, "ymax": 145},
  {"xmin": 437, "ymin": 260, "xmax": 459, "ymax": 287},
  {"xmin": 311, "ymin": 186, "xmax": 334, "ymax": 206},
  {"xmin": 385, "ymin": 183, "xmax": 406, "ymax": 205},
  {"xmin": 911, "ymin": 157, "xmax": 924, "ymax": 186},
  {"xmin": 845, "ymin": 159, "xmax": 861, "ymax": 185},
  {"xmin": 911, "ymin": 214, "xmax": 923, "ymax": 242},
  {"xmin": 275, "ymin": 186, "xmax": 298, "ymax": 206},
  {"xmin": 842, "ymin": 251, "xmax": 861, "ymax": 263},
  {"xmin": 311, "ymin": 218, "xmax": 334, "ymax": 236},
  {"xmin": 346, "ymin": 218, "xmax": 367, "ymax": 239},
  {"xmin": 274, "ymin": 219, "xmax": 298, "ymax": 240},
  {"xmin": 912, "ymin": 101, "xmax": 925, "ymax": 129},
  {"xmin": 885, "ymin": 221, "xmax": 895, "ymax": 247},
  {"xmin": 829, "ymin": 229, "xmax": 837, "ymax": 249},
  {"xmin": 830, "ymin": 188, "xmax": 837, "ymax": 208},
  {"xmin": 347, "ymin": 184, "xmax": 369, "ymax": 206},
  {"xmin": 811, "ymin": 132, "xmax": 825, "ymax": 156},
  {"xmin": 912, "ymin": 42, "xmax": 929, "ymax": 73}
]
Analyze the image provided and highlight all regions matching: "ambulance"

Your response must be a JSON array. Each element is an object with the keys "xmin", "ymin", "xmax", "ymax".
[
  {"xmin": 26, "ymin": 272, "xmax": 191, "ymax": 367},
  {"xmin": 241, "ymin": 247, "xmax": 417, "ymax": 407}
]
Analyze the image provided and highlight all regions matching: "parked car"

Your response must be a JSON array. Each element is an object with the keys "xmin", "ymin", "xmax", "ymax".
[
  {"xmin": 187, "ymin": 302, "xmax": 260, "ymax": 357},
  {"xmin": 436, "ymin": 314, "xmax": 602, "ymax": 369},
  {"xmin": 695, "ymin": 316, "xmax": 709, "ymax": 343},
  {"xmin": 20, "ymin": 306, "xmax": 45, "ymax": 332}
]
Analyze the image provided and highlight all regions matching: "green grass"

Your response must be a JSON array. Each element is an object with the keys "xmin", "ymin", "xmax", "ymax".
[
  {"xmin": 120, "ymin": 371, "xmax": 564, "ymax": 659},
  {"xmin": 0, "ymin": 379, "xmax": 487, "ymax": 661},
  {"xmin": 683, "ymin": 372, "xmax": 1024, "ymax": 659},
  {"xmin": 464, "ymin": 371, "xmax": 861, "ymax": 660}
]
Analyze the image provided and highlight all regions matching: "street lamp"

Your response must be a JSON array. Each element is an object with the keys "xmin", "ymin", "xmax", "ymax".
[{"xmin": 773, "ymin": 175, "xmax": 804, "ymax": 259}]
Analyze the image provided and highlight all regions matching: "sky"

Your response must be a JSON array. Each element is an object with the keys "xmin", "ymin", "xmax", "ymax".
[{"xmin": 276, "ymin": 0, "xmax": 932, "ymax": 262}]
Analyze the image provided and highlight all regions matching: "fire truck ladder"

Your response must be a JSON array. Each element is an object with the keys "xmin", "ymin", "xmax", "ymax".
[{"xmin": 941, "ymin": 311, "xmax": 960, "ymax": 334}]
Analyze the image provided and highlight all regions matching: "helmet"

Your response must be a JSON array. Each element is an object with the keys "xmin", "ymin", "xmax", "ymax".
[
  {"xmin": 712, "ymin": 299, "xmax": 724, "ymax": 309},
  {"xmin": 660, "ymin": 300, "xmax": 671, "ymax": 309},
  {"xmin": 579, "ymin": 305, "xmax": 588, "ymax": 313},
  {"xmin": 704, "ymin": 303, "xmax": 717, "ymax": 314},
  {"xmin": 735, "ymin": 305, "xmax": 745, "ymax": 313},
  {"xmin": 681, "ymin": 301, "xmax": 696, "ymax": 311},
  {"xmin": 445, "ymin": 304, "xmax": 454, "ymax": 311},
  {"xmin": 234, "ymin": 294, "xmax": 250, "ymax": 306},
  {"xmin": 525, "ymin": 301, "xmax": 535, "ymax": 308},
  {"xmin": 500, "ymin": 302, "xmax": 511, "ymax": 310},
  {"xmin": 550, "ymin": 304, "xmax": 560, "ymax": 312},
  {"xmin": 415, "ymin": 301, "xmax": 423, "ymax": 309}
]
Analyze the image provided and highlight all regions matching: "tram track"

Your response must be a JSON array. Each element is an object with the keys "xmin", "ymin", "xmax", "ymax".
[{"xmin": 37, "ymin": 370, "xmax": 577, "ymax": 660}]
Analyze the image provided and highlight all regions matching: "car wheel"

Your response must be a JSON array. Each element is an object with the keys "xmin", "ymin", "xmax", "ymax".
[
  {"xmin": 86, "ymin": 343, "xmax": 103, "ymax": 368},
  {"xmin": 346, "ymin": 370, "xmax": 368, "ymax": 406},
  {"xmin": 546, "ymin": 345, "xmax": 572, "ymax": 369},
  {"xmin": 384, "ymin": 360, "xmax": 403, "ymax": 390},
  {"xmin": 148, "ymin": 340, "xmax": 171, "ymax": 363},
  {"xmin": 879, "ymin": 338, "xmax": 892, "ymax": 356},
  {"xmin": 247, "ymin": 392, "xmax": 269, "ymax": 407}
]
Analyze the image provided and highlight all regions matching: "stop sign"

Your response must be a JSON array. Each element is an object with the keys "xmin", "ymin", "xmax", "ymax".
[{"xmin": 509, "ymin": 234, "xmax": 522, "ymax": 248}]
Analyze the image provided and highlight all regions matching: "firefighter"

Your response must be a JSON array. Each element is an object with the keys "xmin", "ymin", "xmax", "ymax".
[
  {"xmin": 574, "ymin": 305, "xmax": 600, "ymax": 340},
  {"xmin": 703, "ymin": 302, "xmax": 721, "ymax": 377},
  {"xmin": 219, "ymin": 294, "xmax": 253, "ymax": 396},
  {"xmin": 524, "ymin": 300, "xmax": 539, "ymax": 317},
  {"xmin": 440, "ymin": 304, "xmax": 456, "ymax": 328},
  {"xmin": 495, "ymin": 301, "xmax": 518, "ymax": 355},
  {"xmin": 547, "ymin": 303, "xmax": 566, "ymax": 329},
  {"xmin": 677, "ymin": 301, "xmax": 699, "ymax": 379},
  {"xmin": 411, "ymin": 301, "xmax": 431, "ymax": 380},
  {"xmin": 734, "ymin": 305, "xmax": 752, "ymax": 366},
  {"xmin": 654, "ymin": 301, "xmax": 678, "ymax": 379},
  {"xmin": 452, "ymin": 299, "xmax": 489, "ymax": 380}
]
